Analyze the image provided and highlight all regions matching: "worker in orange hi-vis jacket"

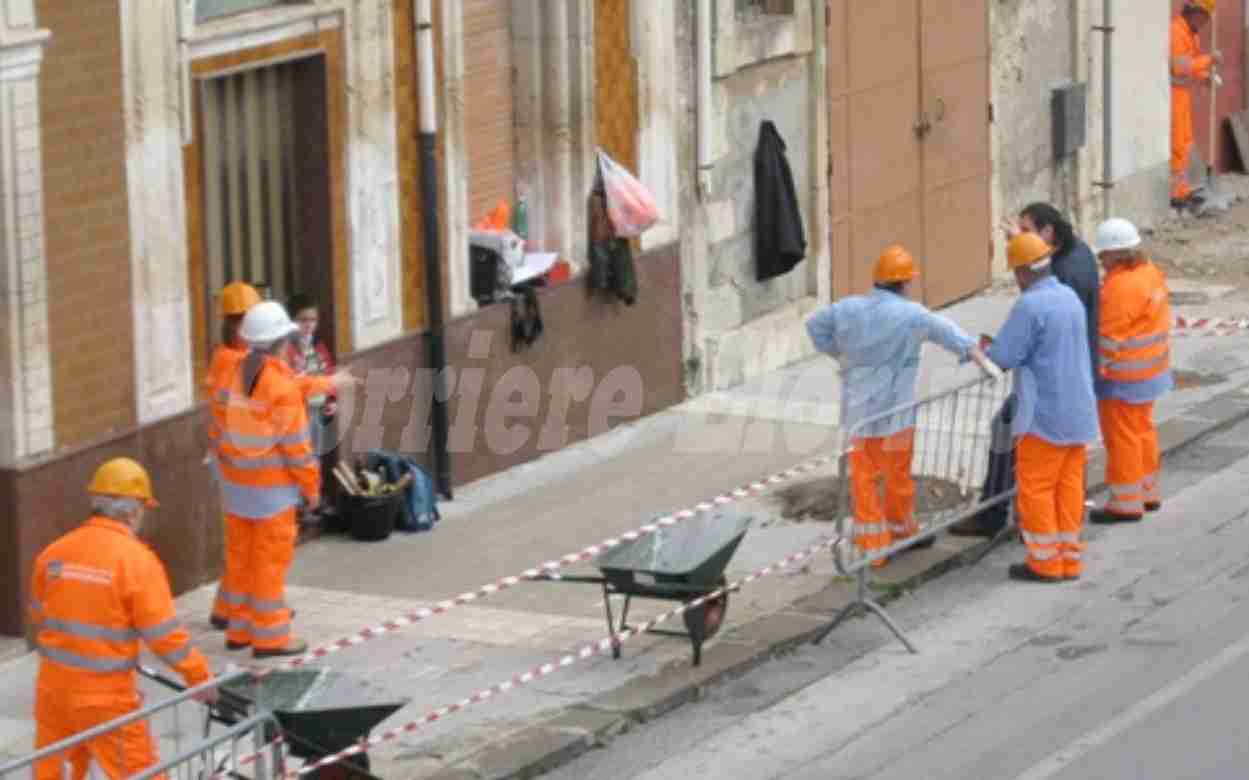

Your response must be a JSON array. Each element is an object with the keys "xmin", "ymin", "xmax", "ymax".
[
  {"xmin": 217, "ymin": 301, "xmax": 320, "ymax": 658},
  {"xmin": 206, "ymin": 284, "xmax": 357, "ymax": 631},
  {"xmin": 29, "ymin": 458, "xmax": 216, "ymax": 780},
  {"xmin": 1088, "ymin": 218, "xmax": 1174, "ymax": 526},
  {"xmin": 1170, "ymin": 0, "xmax": 1222, "ymax": 208}
]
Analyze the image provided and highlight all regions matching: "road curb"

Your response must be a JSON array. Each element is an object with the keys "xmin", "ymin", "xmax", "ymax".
[{"xmin": 429, "ymin": 381, "xmax": 1249, "ymax": 780}]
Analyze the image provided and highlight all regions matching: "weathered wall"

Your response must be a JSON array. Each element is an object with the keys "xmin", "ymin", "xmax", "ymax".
[
  {"xmin": 1110, "ymin": 1, "xmax": 1171, "ymax": 229},
  {"xmin": 678, "ymin": 1, "xmax": 828, "ymax": 396},
  {"xmin": 989, "ymin": 0, "xmax": 1098, "ymax": 269}
]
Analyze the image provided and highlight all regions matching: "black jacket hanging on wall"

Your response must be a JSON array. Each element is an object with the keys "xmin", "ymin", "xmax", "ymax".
[{"xmin": 754, "ymin": 120, "xmax": 806, "ymax": 282}]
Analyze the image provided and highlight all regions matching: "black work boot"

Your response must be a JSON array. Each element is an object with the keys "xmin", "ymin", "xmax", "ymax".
[
  {"xmin": 1008, "ymin": 563, "xmax": 1065, "ymax": 584},
  {"xmin": 1089, "ymin": 508, "xmax": 1143, "ymax": 525},
  {"xmin": 1145, "ymin": 501, "xmax": 1162, "ymax": 513}
]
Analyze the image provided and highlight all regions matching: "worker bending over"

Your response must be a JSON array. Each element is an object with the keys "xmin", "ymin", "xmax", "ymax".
[
  {"xmin": 807, "ymin": 245, "xmax": 998, "ymax": 566},
  {"xmin": 983, "ymin": 234, "xmax": 1100, "ymax": 583},
  {"xmin": 30, "ymin": 458, "xmax": 216, "ymax": 779},
  {"xmin": 1089, "ymin": 218, "xmax": 1173, "ymax": 524}
]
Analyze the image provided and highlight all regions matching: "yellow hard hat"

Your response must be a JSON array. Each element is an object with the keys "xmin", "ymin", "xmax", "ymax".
[
  {"xmin": 220, "ymin": 282, "xmax": 262, "ymax": 316},
  {"xmin": 873, "ymin": 245, "xmax": 919, "ymax": 283},
  {"xmin": 88, "ymin": 457, "xmax": 159, "ymax": 508},
  {"xmin": 1006, "ymin": 233, "xmax": 1055, "ymax": 270},
  {"xmin": 1187, "ymin": 0, "xmax": 1216, "ymax": 14}
]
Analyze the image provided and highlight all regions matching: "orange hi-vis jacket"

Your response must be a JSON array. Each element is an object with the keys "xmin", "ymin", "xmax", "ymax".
[
  {"xmin": 29, "ymin": 517, "xmax": 211, "ymax": 694},
  {"xmin": 217, "ymin": 354, "xmax": 320, "ymax": 519},
  {"xmin": 206, "ymin": 343, "xmax": 334, "ymax": 445},
  {"xmin": 1099, "ymin": 258, "xmax": 1172, "ymax": 385},
  {"xmin": 1171, "ymin": 15, "xmax": 1213, "ymax": 91}
]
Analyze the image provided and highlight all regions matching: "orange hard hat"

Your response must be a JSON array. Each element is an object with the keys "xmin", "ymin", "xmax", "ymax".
[
  {"xmin": 88, "ymin": 457, "xmax": 159, "ymax": 508},
  {"xmin": 1187, "ymin": 0, "xmax": 1216, "ymax": 14},
  {"xmin": 1006, "ymin": 233, "xmax": 1055, "ymax": 270},
  {"xmin": 220, "ymin": 282, "xmax": 262, "ymax": 316},
  {"xmin": 873, "ymin": 245, "xmax": 919, "ymax": 283}
]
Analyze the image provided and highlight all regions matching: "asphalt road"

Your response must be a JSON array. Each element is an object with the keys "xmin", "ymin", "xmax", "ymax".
[{"xmin": 541, "ymin": 417, "xmax": 1249, "ymax": 780}]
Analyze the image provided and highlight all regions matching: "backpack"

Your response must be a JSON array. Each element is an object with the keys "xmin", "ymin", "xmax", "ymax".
[{"xmin": 364, "ymin": 450, "xmax": 441, "ymax": 532}]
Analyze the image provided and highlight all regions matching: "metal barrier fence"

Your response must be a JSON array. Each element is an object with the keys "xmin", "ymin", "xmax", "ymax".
[
  {"xmin": 0, "ymin": 669, "xmax": 286, "ymax": 780},
  {"xmin": 814, "ymin": 372, "xmax": 1017, "ymax": 652}
]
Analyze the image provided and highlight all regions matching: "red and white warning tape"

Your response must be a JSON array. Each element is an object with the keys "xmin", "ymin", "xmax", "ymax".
[
  {"xmin": 283, "ymin": 533, "xmax": 839, "ymax": 778},
  {"xmin": 257, "ymin": 447, "xmax": 848, "ymax": 676},
  {"xmin": 1172, "ymin": 316, "xmax": 1249, "ymax": 337}
]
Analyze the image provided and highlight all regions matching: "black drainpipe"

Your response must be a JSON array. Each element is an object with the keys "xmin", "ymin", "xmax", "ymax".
[{"xmin": 417, "ymin": 0, "xmax": 452, "ymax": 499}]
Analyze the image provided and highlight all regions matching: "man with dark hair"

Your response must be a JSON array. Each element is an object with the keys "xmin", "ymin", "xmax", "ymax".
[{"xmin": 951, "ymin": 203, "xmax": 1101, "ymax": 538}]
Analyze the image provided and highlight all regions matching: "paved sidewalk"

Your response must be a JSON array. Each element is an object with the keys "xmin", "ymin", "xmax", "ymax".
[{"xmin": 3, "ymin": 280, "xmax": 1249, "ymax": 779}]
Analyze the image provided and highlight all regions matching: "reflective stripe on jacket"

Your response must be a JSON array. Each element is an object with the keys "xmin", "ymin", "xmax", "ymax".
[
  {"xmin": 217, "ymin": 355, "xmax": 320, "ymax": 519},
  {"xmin": 205, "ymin": 343, "xmax": 247, "ymax": 451},
  {"xmin": 29, "ymin": 517, "xmax": 211, "ymax": 693},
  {"xmin": 1099, "ymin": 258, "xmax": 1172, "ymax": 386},
  {"xmin": 1171, "ymin": 15, "xmax": 1212, "ymax": 89}
]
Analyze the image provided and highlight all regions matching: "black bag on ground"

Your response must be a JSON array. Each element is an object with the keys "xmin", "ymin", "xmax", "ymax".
[{"xmin": 967, "ymin": 394, "xmax": 1017, "ymax": 533}]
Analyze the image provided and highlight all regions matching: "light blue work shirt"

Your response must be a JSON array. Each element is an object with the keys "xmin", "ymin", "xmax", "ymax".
[
  {"xmin": 986, "ymin": 276, "xmax": 1099, "ymax": 446},
  {"xmin": 806, "ymin": 288, "xmax": 974, "ymax": 438}
]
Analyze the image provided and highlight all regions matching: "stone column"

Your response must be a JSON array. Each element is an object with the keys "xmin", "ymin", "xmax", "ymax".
[{"xmin": 0, "ymin": 2, "xmax": 51, "ymax": 468}]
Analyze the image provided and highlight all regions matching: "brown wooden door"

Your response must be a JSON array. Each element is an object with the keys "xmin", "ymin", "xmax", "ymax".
[
  {"xmin": 918, "ymin": 0, "xmax": 991, "ymax": 307},
  {"xmin": 827, "ymin": 0, "xmax": 990, "ymax": 306},
  {"xmin": 828, "ymin": 0, "xmax": 923, "ymax": 300}
]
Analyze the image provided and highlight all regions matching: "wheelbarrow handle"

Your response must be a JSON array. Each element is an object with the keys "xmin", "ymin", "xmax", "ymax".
[{"xmin": 138, "ymin": 665, "xmax": 238, "ymax": 727}]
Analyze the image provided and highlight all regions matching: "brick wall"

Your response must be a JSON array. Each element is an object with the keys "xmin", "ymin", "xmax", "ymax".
[{"xmin": 37, "ymin": 0, "xmax": 136, "ymax": 448}]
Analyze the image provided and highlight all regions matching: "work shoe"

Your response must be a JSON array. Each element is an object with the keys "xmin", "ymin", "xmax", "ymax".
[
  {"xmin": 1145, "ymin": 501, "xmax": 1162, "ymax": 513},
  {"xmin": 901, "ymin": 535, "xmax": 937, "ymax": 551},
  {"xmin": 253, "ymin": 639, "xmax": 310, "ymax": 659},
  {"xmin": 1008, "ymin": 563, "xmax": 1064, "ymax": 584},
  {"xmin": 210, "ymin": 615, "xmax": 228, "ymax": 631},
  {"xmin": 1088, "ymin": 508, "xmax": 1143, "ymax": 525},
  {"xmin": 947, "ymin": 517, "xmax": 998, "ymax": 538},
  {"xmin": 225, "ymin": 640, "xmax": 250, "ymax": 651}
]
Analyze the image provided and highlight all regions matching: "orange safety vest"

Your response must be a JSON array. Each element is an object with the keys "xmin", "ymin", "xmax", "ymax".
[
  {"xmin": 1098, "ymin": 258, "xmax": 1172, "ymax": 385},
  {"xmin": 206, "ymin": 343, "xmax": 247, "ymax": 450},
  {"xmin": 1170, "ymin": 15, "xmax": 1213, "ymax": 90},
  {"xmin": 217, "ymin": 354, "xmax": 320, "ymax": 519},
  {"xmin": 29, "ymin": 517, "xmax": 211, "ymax": 693}
]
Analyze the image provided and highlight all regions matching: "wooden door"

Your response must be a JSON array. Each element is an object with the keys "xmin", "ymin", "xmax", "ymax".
[
  {"xmin": 917, "ymin": 0, "xmax": 991, "ymax": 307},
  {"xmin": 827, "ymin": 0, "xmax": 990, "ymax": 306},
  {"xmin": 827, "ymin": 0, "xmax": 923, "ymax": 300}
]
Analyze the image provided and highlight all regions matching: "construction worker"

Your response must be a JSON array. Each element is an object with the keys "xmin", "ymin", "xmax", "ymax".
[
  {"xmin": 983, "ymin": 234, "xmax": 1099, "ymax": 583},
  {"xmin": 29, "ymin": 458, "xmax": 216, "ymax": 779},
  {"xmin": 217, "ymin": 301, "xmax": 319, "ymax": 657},
  {"xmin": 1089, "ymin": 218, "xmax": 1173, "ymax": 525},
  {"xmin": 1171, "ymin": 0, "xmax": 1222, "ymax": 209},
  {"xmin": 207, "ymin": 281, "xmax": 263, "ymax": 630},
  {"xmin": 806, "ymin": 245, "xmax": 999, "ymax": 566}
]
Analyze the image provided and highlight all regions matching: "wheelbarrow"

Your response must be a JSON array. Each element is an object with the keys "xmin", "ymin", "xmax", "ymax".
[
  {"xmin": 141, "ymin": 666, "xmax": 406, "ymax": 779},
  {"xmin": 536, "ymin": 509, "xmax": 752, "ymax": 666}
]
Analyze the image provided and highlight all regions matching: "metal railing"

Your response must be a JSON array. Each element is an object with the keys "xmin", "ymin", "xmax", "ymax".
[
  {"xmin": 0, "ymin": 669, "xmax": 285, "ymax": 780},
  {"xmin": 813, "ymin": 372, "xmax": 1018, "ymax": 652}
]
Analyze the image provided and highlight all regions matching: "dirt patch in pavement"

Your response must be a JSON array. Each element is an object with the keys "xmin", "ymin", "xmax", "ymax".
[
  {"xmin": 1172, "ymin": 369, "xmax": 1228, "ymax": 390},
  {"xmin": 775, "ymin": 476, "xmax": 969, "ymax": 523},
  {"xmin": 1148, "ymin": 191, "xmax": 1249, "ymax": 290}
]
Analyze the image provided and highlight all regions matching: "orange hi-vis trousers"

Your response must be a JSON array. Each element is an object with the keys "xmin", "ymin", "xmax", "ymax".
[
  {"xmin": 1098, "ymin": 399, "xmax": 1160, "ymax": 516},
  {"xmin": 1171, "ymin": 87, "xmax": 1196, "ymax": 200},
  {"xmin": 35, "ymin": 689, "xmax": 162, "ymax": 780},
  {"xmin": 1016, "ymin": 435, "xmax": 1087, "ymax": 579},
  {"xmin": 849, "ymin": 429, "xmax": 917, "ymax": 556},
  {"xmin": 224, "ymin": 507, "xmax": 297, "ymax": 651}
]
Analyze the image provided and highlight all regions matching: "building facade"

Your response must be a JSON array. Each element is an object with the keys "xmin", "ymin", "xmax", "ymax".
[{"xmin": 0, "ymin": 0, "xmax": 1236, "ymax": 635}]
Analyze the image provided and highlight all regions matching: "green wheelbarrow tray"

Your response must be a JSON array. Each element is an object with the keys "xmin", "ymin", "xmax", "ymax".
[
  {"xmin": 540, "ymin": 509, "xmax": 753, "ymax": 667},
  {"xmin": 220, "ymin": 669, "xmax": 407, "ymax": 765}
]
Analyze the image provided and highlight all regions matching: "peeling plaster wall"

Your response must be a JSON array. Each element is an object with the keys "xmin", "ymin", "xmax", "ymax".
[
  {"xmin": 990, "ymin": 0, "xmax": 1098, "ymax": 272},
  {"xmin": 677, "ymin": 1, "xmax": 827, "ymax": 395}
]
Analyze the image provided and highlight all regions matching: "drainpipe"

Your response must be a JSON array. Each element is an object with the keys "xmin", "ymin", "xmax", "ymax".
[
  {"xmin": 1094, "ymin": 0, "xmax": 1113, "ymax": 217},
  {"xmin": 696, "ymin": 0, "xmax": 714, "ymax": 200},
  {"xmin": 416, "ymin": 0, "xmax": 452, "ymax": 499}
]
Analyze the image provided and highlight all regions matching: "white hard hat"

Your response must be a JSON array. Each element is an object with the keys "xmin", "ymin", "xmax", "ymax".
[
  {"xmin": 239, "ymin": 300, "xmax": 298, "ymax": 345},
  {"xmin": 1092, "ymin": 218, "xmax": 1142, "ymax": 254}
]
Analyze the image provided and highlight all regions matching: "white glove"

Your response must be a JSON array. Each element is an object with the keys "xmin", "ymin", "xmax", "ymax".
[{"xmin": 1213, "ymin": 73, "xmax": 1224, "ymax": 88}]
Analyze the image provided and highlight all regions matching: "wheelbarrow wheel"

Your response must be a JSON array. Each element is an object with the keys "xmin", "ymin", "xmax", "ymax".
[
  {"xmin": 307, "ymin": 752, "xmax": 370, "ymax": 780},
  {"xmin": 683, "ymin": 577, "xmax": 729, "ymax": 642}
]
